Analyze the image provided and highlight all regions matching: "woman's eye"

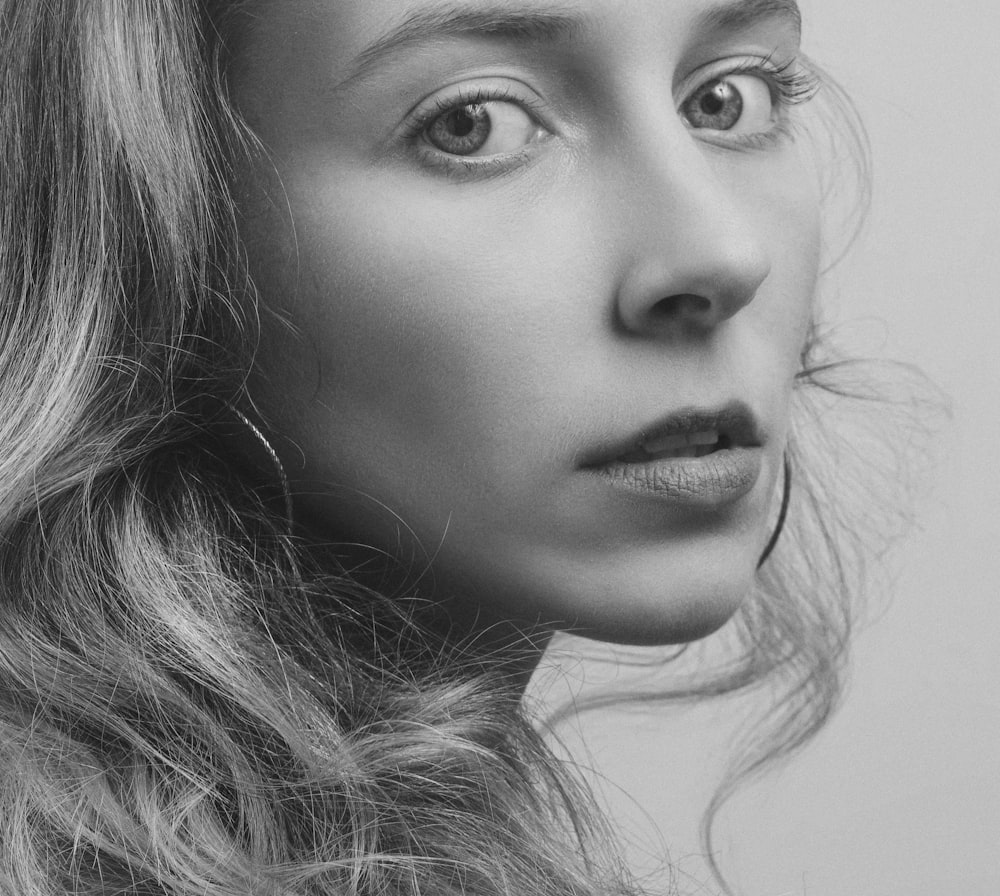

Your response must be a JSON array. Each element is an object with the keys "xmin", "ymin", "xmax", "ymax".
[
  {"xmin": 681, "ymin": 73, "xmax": 775, "ymax": 135},
  {"xmin": 423, "ymin": 101, "xmax": 541, "ymax": 157}
]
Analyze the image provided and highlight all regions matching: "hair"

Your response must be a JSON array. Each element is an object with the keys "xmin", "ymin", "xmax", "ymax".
[{"xmin": 0, "ymin": 2, "xmax": 919, "ymax": 895}]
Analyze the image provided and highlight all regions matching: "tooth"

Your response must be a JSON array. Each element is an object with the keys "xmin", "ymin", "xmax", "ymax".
[
  {"xmin": 642, "ymin": 430, "xmax": 718, "ymax": 454},
  {"xmin": 642, "ymin": 434, "xmax": 687, "ymax": 453}
]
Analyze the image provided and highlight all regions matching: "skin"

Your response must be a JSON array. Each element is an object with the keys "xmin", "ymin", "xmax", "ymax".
[{"xmin": 230, "ymin": 0, "xmax": 821, "ymax": 649}]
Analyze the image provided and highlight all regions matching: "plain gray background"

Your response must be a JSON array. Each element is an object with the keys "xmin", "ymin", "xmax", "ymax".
[{"xmin": 532, "ymin": 2, "xmax": 1000, "ymax": 894}]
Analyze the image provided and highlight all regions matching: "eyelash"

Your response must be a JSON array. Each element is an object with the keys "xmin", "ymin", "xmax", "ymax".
[
  {"xmin": 403, "ymin": 56, "xmax": 820, "ymax": 176},
  {"xmin": 748, "ymin": 55, "xmax": 821, "ymax": 107},
  {"xmin": 401, "ymin": 85, "xmax": 549, "ymax": 178},
  {"xmin": 719, "ymin": 55, "xmax": 821, "ymax": 149}
]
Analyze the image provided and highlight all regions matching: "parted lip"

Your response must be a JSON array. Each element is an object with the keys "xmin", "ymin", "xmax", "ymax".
[{"xmin": 582, "ymin": 400, "xmax": 762, "ymax": 467}]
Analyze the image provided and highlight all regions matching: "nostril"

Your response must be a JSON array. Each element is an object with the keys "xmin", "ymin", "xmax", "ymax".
[{"xmin": 650, "ymin": 293, "xmax": 713, "ymax": 320}]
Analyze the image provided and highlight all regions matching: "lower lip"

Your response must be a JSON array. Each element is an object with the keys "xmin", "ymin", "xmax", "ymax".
[{"xmin": 594, "ymin": 447, "xmax": 762, "ymax": 507}]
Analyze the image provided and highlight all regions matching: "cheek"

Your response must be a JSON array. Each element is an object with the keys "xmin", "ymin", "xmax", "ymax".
[
  {"xmin": 282, "ymin": 181, "xmax": 560, "ymax": 430},
  {"xmin": 242, "ymin": 166, "xmax": 593, "ymax": 540},
  {"xmin": 746, "ymin": 154, "xmax": 822, "ymax": 353}
]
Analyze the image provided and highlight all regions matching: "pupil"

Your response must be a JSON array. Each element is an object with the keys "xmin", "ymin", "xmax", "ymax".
[
  {"xmin": 448, "ymin": 108, "xmax": 477, "ymax": 138},
  {"xmin": 700, "ymin": 83, "xmax": 728, "ymax": 116}
]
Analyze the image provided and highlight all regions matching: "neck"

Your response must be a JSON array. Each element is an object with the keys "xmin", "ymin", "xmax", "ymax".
[
  {"xmin": 310, "ymin": 537, "xmax": 555, "ymax": 697},
  {"xmin": 439, "ymin": 615, "xmax": 554, "ymax": 696}
]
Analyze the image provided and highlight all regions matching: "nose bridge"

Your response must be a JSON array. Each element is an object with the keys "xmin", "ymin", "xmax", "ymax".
[{"xmin": 611, "ymin": 121, "xmax": 772, "ymax": 332}]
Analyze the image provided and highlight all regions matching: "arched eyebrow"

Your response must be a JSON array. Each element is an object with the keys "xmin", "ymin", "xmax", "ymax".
[
  {"xmin": 697, "ymin": 0, "xmax": 801, "ymax": 34},
  {"xmin": 337, "ymin": 0, "xmax": 801, "ymax": 89},
  {"xmin": 336, "ymin": 5, "xmax": 583, "ymax": 89}
]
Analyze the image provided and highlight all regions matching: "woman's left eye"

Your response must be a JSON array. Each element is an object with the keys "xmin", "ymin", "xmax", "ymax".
[
  {"xmin": 680, "ymin": 73, "xmax": 777, "ymax": 136},
  {"xmin": 423, "ymin": 100, "xmax": 543, "ymax": 157}
]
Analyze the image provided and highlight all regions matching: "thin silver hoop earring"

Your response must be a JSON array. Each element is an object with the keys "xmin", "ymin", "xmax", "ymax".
[
  {"xmin": 232, "ymin": 408, "xmax": 294, "ymax": 533},
  {"xmin": 757, "ymin": 452, "xmax": 791, "ymax": 569}
]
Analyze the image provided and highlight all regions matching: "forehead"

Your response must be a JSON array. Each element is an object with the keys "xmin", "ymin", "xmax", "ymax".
[
  {"xmin": 283, "ymin": 0, "xmax": 801, "ymax": 28},
  {"xmin": 238, "ymin": 0, "xmax": 802, "ymax": 79}
]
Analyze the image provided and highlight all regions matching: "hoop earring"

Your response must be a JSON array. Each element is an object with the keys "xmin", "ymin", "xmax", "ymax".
[
  {"xmin": 232, "ymin": 408, "xmax": 294, "ymax": 533},
  {"xmin": 757, "ymin": 452, "xmax": 791, "ymax": 569}
]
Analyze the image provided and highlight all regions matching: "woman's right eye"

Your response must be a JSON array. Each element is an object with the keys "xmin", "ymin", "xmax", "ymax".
[{"xmin": 422, "ymin": 100, "xmax": 544, "ymax": 158}]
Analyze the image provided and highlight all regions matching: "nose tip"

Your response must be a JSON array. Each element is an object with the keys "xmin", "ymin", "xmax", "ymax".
[{"xmin": 616, "ymin": 246, "xmax": 771, "ymax": 335}]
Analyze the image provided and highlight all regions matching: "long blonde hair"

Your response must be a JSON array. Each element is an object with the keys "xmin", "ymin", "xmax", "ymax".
[{"xmin": 0, "ymin": 2, "xmax": 906, "ymax": 894}]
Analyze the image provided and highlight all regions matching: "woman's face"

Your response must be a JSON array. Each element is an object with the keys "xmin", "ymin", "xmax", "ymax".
[{"xmin": 231, "ymin": 0, "xmax": 820, "ymax": 644}]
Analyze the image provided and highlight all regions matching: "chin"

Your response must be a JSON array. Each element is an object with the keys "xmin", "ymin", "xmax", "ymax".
[
  {"xmin": 568, "ymin": 582, "xmax": 752, "ymax": 646},
  {"xmin": 506, "ymin": 545, "xmax": 761, "ymax": 647},
  {"xmin": 401, "ymin": 513, "xmax": 770, "ymax": 649}
]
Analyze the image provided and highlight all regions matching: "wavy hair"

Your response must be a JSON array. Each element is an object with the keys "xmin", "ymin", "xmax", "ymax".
[{"xmin": 0, "ymin": 2, "xmax": 916, "ymax": 895}]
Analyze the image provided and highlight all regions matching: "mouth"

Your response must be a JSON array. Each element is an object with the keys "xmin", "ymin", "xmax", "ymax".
[
  {"xmin": 617, "ymin": 429, "xmax": 736, "ymax": 462},
  {"xmin": 585, "ymin": 401, "xmax": 764, "ymax": 505},
  {"xmin": 594, "ymin": 401, "xmax": 761, "ymax": 465}
]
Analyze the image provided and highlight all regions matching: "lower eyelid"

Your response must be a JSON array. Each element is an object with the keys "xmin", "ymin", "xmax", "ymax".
[
  {"xmin": 697, "ymin": 119, "xmax": 798, "ymax": 152},
  {"xmin": 413, "ymin": 145, "xmax": 540, "ymax": 181}
]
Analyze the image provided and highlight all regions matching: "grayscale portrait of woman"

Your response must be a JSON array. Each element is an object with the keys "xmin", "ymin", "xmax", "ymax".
[{"xmin": 0, "ymin": 1, "xmax": 991, "ymax": 895}]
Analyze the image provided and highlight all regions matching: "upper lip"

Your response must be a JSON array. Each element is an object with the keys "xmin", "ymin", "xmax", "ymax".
[{"xmin": 582, "ymin": 400, "xmax": 763, "ymax": 467}]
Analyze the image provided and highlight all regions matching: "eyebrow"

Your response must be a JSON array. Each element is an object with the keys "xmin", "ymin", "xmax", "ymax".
[
  {"xmin": 697, "ymin": 0, "xmax": 801, "ymax": 34},
  {"xmin": 337, "ymin": 5, "xmax": 582, "ymax": 89},
  {"xmin": 336, "ymin": 0, "xmax": 801, "ymax": 89}
]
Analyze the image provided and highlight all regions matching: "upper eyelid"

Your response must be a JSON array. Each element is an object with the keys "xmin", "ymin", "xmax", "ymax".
[
  {"xmin": 399, "ymin": 51, "xmax": 804, "ymax": 127},
  {"xmin": 677, "ymin": 54, "xmax": 783, "ymax": 91},
  {"xmin": 676, "ymin": 53, "xmax": 813, "ymax": 95},
  {"xmin": 402, "ymin": 81, "xmax": 554, "ymax": 137}
]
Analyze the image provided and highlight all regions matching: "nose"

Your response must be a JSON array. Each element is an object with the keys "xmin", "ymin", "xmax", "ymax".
[{"xmin": 613, "ymin": 141, "xmax": 771, "ymax": 336}]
